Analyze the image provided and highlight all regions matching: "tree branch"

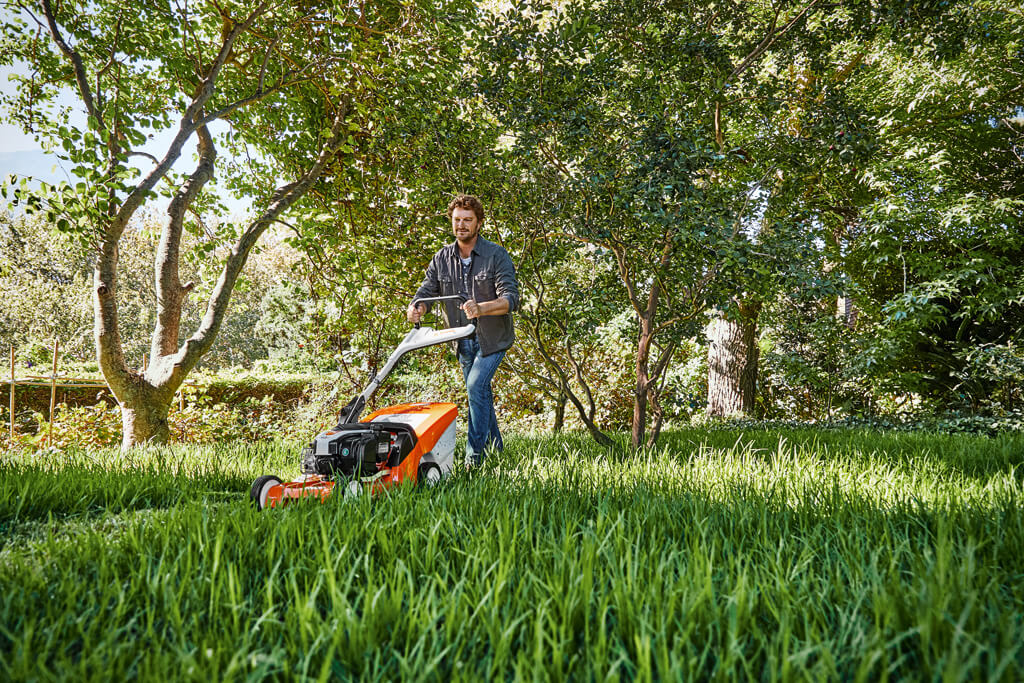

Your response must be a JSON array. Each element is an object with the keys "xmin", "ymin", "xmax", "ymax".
[
  {"xmin": 727, "ymin": 0, "xmax": 822, "ymax": 82},
  {"xmin": 129, "ymin": 151, "xmax": 160, "ymax": 165},
  {"xmin": 40, "ymin": 0, "xmax": 103, "ymax": 130},
  {"xmin": 176, "ymin": 99, "xmax": 350, "ymax": 372},
  {"xmin": 609, "ymin": 240, "xmax": 645, "ymax": 317},
  {"xmin": 561, "ymin": 324, "xmax": 597, "ymax": 421},
  {"xmin": 200, "ymin": 71, "xmax": 321, "ymax": 123},
  {"xmin": 650, "ymin": 338, "xmax": 679, "ymax": 387},
  {"xmin": 111, "ymin": 0, "xmax": 270, "ymax": 239},
  {"xmin": 151, "ymin": 124, "xmax": 217, "ymax": 362}
]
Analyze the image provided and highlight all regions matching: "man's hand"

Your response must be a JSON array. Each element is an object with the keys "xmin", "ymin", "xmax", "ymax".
[
  {"xmin": 462, "ymin": 299, "xmax": 481, "ymax": 319},
  {"xmin": 406, "ymin": 303, "xmax": 424, "ymax": 323}
]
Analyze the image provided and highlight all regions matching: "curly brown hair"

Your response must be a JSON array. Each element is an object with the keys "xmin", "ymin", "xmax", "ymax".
[{"xmin": 447, "ymin": 194, "xmax": 485, "ymax": 225}]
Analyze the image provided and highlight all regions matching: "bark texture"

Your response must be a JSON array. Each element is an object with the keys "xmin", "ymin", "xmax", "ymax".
[
  {"xmin": 836, "ymin": 295, "xmax": 858, "ymax": 328},
  {"xmin": 119, "ymin": 396, "xmax": 173, "ymax": 449},
  {"xmin": 631, "ymin": 312, "xmax": 654, "ymax": 448},
  {"xmin": 553, "ymin": 390, "xmax": 566, "ymax": 432},
  {"xmin": 707, "ymin": 301, "xmax": 761, "ymax": 417}
]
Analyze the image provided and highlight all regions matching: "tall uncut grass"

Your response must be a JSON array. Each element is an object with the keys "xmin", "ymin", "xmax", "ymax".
[{"xmin": 1, "ymin": 429, "xmax": 1022, "ymax": 681}]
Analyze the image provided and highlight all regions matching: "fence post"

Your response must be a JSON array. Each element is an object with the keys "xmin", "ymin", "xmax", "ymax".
[
  {"xmin": 8, "ymin": 345, "xmax": 13, "ymax": 443},
  {"xmin": 47, "ymin": 339, "xmax": 58, "ymax": 447}
]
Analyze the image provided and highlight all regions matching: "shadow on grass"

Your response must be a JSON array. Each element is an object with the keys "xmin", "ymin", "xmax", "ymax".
[{"xmin": 0, "ymin": 460, "xmax": 251, "ymax": 531}]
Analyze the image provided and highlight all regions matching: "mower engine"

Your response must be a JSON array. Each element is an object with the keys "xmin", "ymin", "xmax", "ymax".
[{"xmin": 300, "ymin": 422, "xmax": 415, "ymax": 478}]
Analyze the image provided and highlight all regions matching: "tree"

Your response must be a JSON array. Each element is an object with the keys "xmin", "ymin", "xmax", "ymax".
[
  {"xmin": 1, "ymin": 0, "xmax": 471, "ymax": 447},
  {"xmin": 788, "ymin": 0, "xmax": 1024, "ymax": 414},
  {"xmin": 477, "ymin": 0, "xmax": 867, "ymax": 446}
]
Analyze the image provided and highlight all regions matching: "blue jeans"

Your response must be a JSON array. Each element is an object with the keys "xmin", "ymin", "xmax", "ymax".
[{"xmin": 456, "ymin": 338, "xmax": 506, "ymax": 464}]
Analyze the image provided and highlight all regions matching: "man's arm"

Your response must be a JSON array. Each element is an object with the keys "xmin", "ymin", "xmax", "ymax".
[
  {"xmin": 463, "ymin": 247, "xmax": 518, "ymax": 319},
  {"xmin": 493, "ymin": 246, "xmax": 520, "ymax": 312},
  {"xmin": 462, "ymin": 297, "xmax": 509, "ymax": 319}
]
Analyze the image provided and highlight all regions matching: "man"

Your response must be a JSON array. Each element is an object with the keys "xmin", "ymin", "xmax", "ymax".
[{"xmin": 408, "ymin": 194, "xmax": 519, "ymax": 465}]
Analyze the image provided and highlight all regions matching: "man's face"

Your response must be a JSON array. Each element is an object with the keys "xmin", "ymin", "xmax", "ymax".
[{"xmin": 451, "ymin": 207, "xmax": 480, "ymax": 244}]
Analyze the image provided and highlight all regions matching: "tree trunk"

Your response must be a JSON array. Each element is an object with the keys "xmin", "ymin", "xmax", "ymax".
[
  {"xmin": 645, "ymin": 389, "xmax": 665, "ymax": 449},
  {"xmin": 119, "ymin": 400, "xmax": 171, "ymax": 449},
  {"xmin": 631, "ymin": 315, "xmax": 653, "ymax": 448},
  {"xmin": 553, "ymin": 388, "xmax": 566, "ymax": 432},
  {"xmin": 706, "ymin": 301, "xmax": 761, "ymax": 417},
  {"xmin": 836, "ymin": 295, "xmax": 858, "ymax": 328}
]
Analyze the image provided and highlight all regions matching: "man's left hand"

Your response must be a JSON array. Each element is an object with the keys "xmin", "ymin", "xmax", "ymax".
[{"xmin": 462, "ymin": 299, "xmax": 481, "ymax": 319}]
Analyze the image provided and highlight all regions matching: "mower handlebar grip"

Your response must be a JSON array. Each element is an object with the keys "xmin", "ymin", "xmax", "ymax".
[{"xmin": 410, "ymin": 295, "xmax": 467, "ymax": 329}]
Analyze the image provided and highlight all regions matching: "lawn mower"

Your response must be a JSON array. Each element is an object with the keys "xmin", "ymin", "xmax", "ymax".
[{"xmin": 250, "ymin": 296, "xmax": 474, "ymax": 510}]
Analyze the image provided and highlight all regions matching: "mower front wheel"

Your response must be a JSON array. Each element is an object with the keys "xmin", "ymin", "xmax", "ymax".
[
  {"xmin": 250, "ymin": 475, "xmax": 283, "ymax": 510},
  {"xmin": 418, "ymin": 462, "xmax": 442, "ymax": 487}
]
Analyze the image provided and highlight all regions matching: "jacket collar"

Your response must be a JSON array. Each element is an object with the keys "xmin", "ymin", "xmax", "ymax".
[{"xmin": 449, "ymin": 236, "xmax": 495, "ymax": 257}]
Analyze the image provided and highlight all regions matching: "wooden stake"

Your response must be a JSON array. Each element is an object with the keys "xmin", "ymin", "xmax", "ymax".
[
  {"xmin": 47, "ymin": 339, "xmax": 58, "ymax": 447},
  {"xmin": 9, "ymin": 345, "xmax": 14, "ymax": 443},
  {"xmin": 142, "ymin": 353, "xmax": 147, "ymax": 372}
]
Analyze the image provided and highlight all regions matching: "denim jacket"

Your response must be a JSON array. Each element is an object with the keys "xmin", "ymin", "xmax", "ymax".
[{"xmin": 412, "ymin": 237, "xmax": 519, "ymax": 356}]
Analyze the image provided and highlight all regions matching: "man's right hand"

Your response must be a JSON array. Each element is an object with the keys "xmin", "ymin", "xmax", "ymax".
[{"xmin": 406, "ymin": 303, "xmax": 424, "ymax": 323}]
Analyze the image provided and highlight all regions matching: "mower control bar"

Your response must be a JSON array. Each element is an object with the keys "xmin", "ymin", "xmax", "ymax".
[
  {"xmin": 410, "ymin": 295, "xmax": 466, "ymax": 329},
  {"xmin": 337, "ymin": 301, "xmax": 476, "ymax": 425}
]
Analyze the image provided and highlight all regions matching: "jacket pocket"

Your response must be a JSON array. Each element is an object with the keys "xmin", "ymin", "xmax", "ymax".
[{"xmin": 473, "ymin": 272, "xmax": 496, "ymax": 302}]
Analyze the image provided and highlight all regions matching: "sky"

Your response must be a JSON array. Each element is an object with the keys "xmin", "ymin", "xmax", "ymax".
[{"xmin": 1, "ymin": 64, "xmax": 74, "ymax": 185}]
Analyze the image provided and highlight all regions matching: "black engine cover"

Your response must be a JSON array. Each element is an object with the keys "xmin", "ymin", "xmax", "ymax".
[{"xmin": 301, "ymin": 422, "xmax": 417, "ymax": 478}]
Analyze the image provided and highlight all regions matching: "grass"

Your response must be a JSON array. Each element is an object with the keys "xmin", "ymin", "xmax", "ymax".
[{"xmin": 1, "ymin": 428, "xmax": 1022, "ymax": 681}]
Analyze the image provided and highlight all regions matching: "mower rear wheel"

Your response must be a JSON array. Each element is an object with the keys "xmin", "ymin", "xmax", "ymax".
[
  {"xmin": 418, "ymin": 462, "xmax": 442, "ymax": 487},
  {"xmin": 250, "ymin": 475, "xmax": 283, "ymax": 510}
]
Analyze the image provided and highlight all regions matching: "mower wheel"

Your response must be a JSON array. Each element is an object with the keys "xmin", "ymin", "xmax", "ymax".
[
  {"xmin": 250, "ymin": 475, "xmax": 282, "ymax": 510},
  {"xmin": 418, "ymin": 462, "xmax": 442, "ymax": 487}
]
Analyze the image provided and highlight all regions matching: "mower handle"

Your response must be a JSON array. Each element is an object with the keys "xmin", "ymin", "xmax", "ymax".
[{"xmin": 410, "ymin": 295, "xmax": 467, "ymax": 329}]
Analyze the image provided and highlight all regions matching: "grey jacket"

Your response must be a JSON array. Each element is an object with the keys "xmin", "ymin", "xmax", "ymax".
[{"xmin": 412, "ymin": 237, "xmax": 519, "ymax": 356}]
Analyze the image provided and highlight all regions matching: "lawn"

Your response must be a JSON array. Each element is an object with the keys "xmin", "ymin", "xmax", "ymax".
[{"xmin": 1, "ymin": 429, "xmax": 1022, "ymax": 681}]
